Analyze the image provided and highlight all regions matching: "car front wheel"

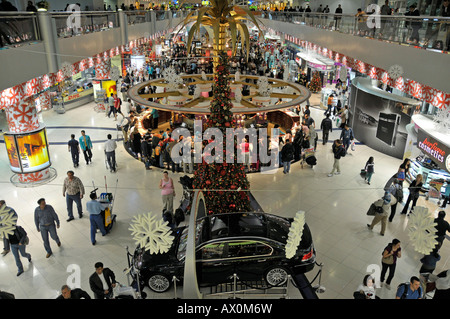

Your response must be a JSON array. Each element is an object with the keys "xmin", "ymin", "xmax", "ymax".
[
  {"xmin": 147, "ymin": 273, "xmax": 171, "ymax": 293},
  {"xmin": 264, "ymin": 267, "xmax": 289, "ymax": 287}
]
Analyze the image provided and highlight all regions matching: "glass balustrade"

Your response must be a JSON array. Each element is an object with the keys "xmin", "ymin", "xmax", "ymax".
[
  {"xmin": 0, "ymin": 12, "xmax": 39, "ymax": 48},
  {"xmin": 258, "ymin": 11, "xmax": 450, "ymax": 53}
]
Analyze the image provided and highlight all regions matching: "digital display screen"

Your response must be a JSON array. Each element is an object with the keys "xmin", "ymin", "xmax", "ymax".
[{"xmin": 4, "ymin": 128, "xmax": 51, "ymax": 173}]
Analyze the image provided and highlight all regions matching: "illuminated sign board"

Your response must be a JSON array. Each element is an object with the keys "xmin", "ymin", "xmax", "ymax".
[
  {"xmin": 417, "ymin": 129, "xmax": 450, "ymax": 173},
  {"xmin": 4, "ymin": 128, "xmax": 51, "ymax": 174}
]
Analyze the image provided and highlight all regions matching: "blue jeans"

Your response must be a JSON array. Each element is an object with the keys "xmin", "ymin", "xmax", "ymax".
[
  {"xmin": 283, "ymin": 161, "xmax": 291, "ymax": 173},
  {"xmin": 11, "ymin": 244, "xmax": 30, "ymax": 272},
  {"xmin": 343, "ymin": 139, "xmax": 351, "ymax": 152},
  {"xmin": 66, "ymin": 193, "xmax": 83, "ymax": 218},
  {"xmin": 105, "ymin": 151, "xmax": 116, "ymax": 171},
  {"xmin": 366, "ymin": 172, "xmax": 373, "ymax": 183},
  {"xmin": 90, "ymin": 214, "xmax": 106, "ymax": 244},
  {"xmin": 40, "ymin": 224, "xmax": 60, "ymax": 254}
]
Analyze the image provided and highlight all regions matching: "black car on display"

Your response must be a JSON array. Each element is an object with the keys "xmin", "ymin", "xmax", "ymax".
[{"xmin": 130, "ymin": 212, "xmax": 315, "ymax": 293}]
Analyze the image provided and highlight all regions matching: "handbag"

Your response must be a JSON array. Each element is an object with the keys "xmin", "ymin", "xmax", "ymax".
[
  {"xmin": 360, "ymin": 169, "xmax": 367, "ymax": 178},
  {"xmin": 23, "ymin": 236, "xmax": 29, "ymax": 246},
  {"xmin": 367, "ymin": 203, "xmax": 381, "ymax": 216},
  {"xmin": 382, "ymin": 255, "xmax": 394, "ymax": 265},
  {"xmin": 351, "ymin": 141, "xmax": 355, "ymax": 151}
]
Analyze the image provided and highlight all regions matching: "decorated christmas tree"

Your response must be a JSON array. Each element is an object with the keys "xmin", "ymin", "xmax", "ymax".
[
  {"xmin": 192, "ymin": 52, "xmax": 251, "ymax": 215},
  {"xmin": 308, "ymin": 71, "xmax": 322, "ymax": 93}
]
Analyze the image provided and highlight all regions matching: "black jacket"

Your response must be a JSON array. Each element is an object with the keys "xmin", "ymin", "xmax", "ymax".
[
  {"xmin": 7, "ymin": 226, "xmax": 27, "ymax": 245},
  {"xmin": 89, "ymin": 268, "xmax": 116, "ymax": 299},
  {"xmin": 434, "ymin": 217, "xmax": 450, "ymax": 239},
  {"xmin": 56, "ymin": 288, "xmax": 91, "ymax": 299},
  {"xmin": 332, "ymin": 143, "xmax": 346, "ymax": 159},
  {"xmin": 320, "ymin": 118, "xmax": 333, "ymax": 132},
  {"xmin": 281, "ymin": 143, "xmax": 294, "ymax": 162}
]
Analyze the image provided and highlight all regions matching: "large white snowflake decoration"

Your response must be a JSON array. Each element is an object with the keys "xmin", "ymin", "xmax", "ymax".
[
  {"xmin": 339, "ymin": 66, "xmax": 348, "ymax": 82},
  {"xmin": 433, "ymin": 106, "xmax": 450, "ymax": 131},
  {"xmin": 193, "ymin": 85, "xmax": 201, "ymax": 99},
  {"xmin": 0, "ymin": 205, "xmax": 18, "ymax": 239},
  {"xmin": 61, "ymin": 62, "xmax": 74, "ymax": 79},
  {"xmin": 235, "ymin": 71, "xmax": 241, "ymax": 82},
  {"xmin": 109, "ymin": 66, "xmax": 121, "ymax": 82},
  {"xmin": 129, "ymin": 213, "xmax": 174, "ymax": 254},
  {"xmin": 162, "ymin": 66, "xmax": 183, "ymax": 91},
  {"xmin": 235, "ymin": 88, "xmax": 243, "ymax": 103},
  {"xmin": 285, "ymin": 211, "xmax": 306, "ymax": 259},
  {"xmin": 407, "ymin": 206, "xmax": 438, "ymax": 255},
  {"xmin": 257, "ymin": 76, "xmax": 272, "ymax": 97},
  {"xmin": 388, "ymin": 64, "xmax": 404, "ymax": 81}
]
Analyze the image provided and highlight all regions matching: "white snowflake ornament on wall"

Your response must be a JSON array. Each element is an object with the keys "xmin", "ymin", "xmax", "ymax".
[
  {"xmin": 407, "ymin": 206, "xmax": 438, "ymax": 255},
  {"xmin": 109, "ymin": 66, "xmax": 121, "ymax": 82},
  {"xmin": 0, "ymin": 205, "xmax": 18, "ymax": 239},
  {"xmin": 129, "ymin": 213, "xmax": 174, "ymax": 254},
  {"xmin": 388, "ymin": 64, "xmax": 404, "ymax": 81},
  {"xmin": 433, "ymin": 106, "xmax": 450, "ymax": 131},
  {"xmin": 61, "ymin": 61, "xmax": 74, "ymax": 79},
  {"xmin": 285, "ymin": 211, "xmax": 306, "ymax": 259}
]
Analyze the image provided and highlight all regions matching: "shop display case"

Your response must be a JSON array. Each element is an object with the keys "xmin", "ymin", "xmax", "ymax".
[{"xmin": 409, "ymin": 154, "xmax": 450, "ymax": 194}]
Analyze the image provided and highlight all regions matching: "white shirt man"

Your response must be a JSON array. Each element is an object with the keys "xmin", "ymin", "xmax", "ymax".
[{"xmin": 104, "ymin": 134, "xmax": 117, "ymax": 172}]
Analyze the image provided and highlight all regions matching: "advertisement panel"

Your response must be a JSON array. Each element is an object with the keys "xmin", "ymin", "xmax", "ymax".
[
  {"xmin": 349, "ymin": 77, "xmax": 419, "ymax": 159},
  {"xmin": 4, "ymin": 128, "xmax": 51, "ymax": 173},
  {"xmin": 102, "ymin": 80, "xmax": 117, "ymax": 97},
  {"xmin": 417, "ymin": 129, "xmax": 450, "ymax": 173}
]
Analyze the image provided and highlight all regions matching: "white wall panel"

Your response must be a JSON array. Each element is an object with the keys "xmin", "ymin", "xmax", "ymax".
[{"xmin": 0, "ymin": 42, "xmax": 48, "ymax": 91}]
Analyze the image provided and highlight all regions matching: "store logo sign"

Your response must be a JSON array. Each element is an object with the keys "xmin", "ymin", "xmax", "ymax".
[
  {"xmin": 66, "ymin": 4, "xmax": 81, "ymax": 31},
  {"xmin": 417, "ymin": 129, "xmax": 450, "ymax": 173},
  {"xmin": 366, "ymin": 4, "xmax": 381, "ymax": 29}
]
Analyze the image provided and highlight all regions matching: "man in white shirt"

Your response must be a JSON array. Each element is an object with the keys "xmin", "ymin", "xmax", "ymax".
[
  {"xmin": 104, "ymin": 134, "xmax": 117, "ymax": 173},
  {"xmin": 122, "ymin": 98, "xmax": 132, "ymax": 114}
]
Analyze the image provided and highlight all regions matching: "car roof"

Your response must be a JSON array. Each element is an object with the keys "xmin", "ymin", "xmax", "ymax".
[{"xmin": 198, "ymin": 212, "xmax": 291, "ymax": 244}]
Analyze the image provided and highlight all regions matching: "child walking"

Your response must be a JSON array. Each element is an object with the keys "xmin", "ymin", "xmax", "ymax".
[{"xmin": 365, "ymin": 157, "xmax": 374, "ymax": 185}]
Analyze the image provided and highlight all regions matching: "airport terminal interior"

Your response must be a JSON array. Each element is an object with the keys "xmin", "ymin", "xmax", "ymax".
[{"xmin": 0, "ymin": 0, "xmax": 449, "ymax": 300}]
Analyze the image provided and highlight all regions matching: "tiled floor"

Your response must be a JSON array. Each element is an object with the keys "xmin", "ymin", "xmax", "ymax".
[{"xmin": 0, "ymin": 98, "xmax": 448, "ymax": 299}]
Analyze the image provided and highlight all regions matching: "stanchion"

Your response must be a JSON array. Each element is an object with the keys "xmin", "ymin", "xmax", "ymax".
[
  {"xmin": 173, "ymin": 275, "xmax": 181, "ymax": 299},
  {"xmin": 229, "ymin": 273, "xmax": 240, "ymax": 299},
  {"xmin": 312, "ymin": 262, "xmax": 326, "ymax": 294}
]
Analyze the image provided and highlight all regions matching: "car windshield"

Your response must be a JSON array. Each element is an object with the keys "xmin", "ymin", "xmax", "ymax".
[{"xmin": 176, "ymin": 220, "xmax": 205, "ymax": 261}]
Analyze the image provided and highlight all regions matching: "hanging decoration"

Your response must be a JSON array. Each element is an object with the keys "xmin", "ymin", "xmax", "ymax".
[
  {"xmin": 257, "ymin": 76, "xmax": 272, "ymax": 97},
  {"xmin": 162, "ymin": 66, "xmax": 183, "ymax": 91},
  {"xmin": 433, "ymin": 105, "xmax": 450, "ymax": 131},
  {"xmin": 128, "ymin": 213, "xmax": 174, "ymax": 254}
]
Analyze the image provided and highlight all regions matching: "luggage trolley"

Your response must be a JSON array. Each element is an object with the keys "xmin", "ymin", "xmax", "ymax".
[
  {"xmin": 425, "ymin": 178, "xmax": 445, "ymax": 205},
  {"xmin": 300, "ymin": 147, "xmax": 317, "ymax": 168},
  {"xmin": 91, "ymin": 177, "xmax": 118, "ymax": 233}
]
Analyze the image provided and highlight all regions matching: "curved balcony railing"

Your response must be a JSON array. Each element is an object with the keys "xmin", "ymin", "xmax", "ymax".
[{"xmin": 256, "ymin": 11, "xmax": 450, "ymax": 53}]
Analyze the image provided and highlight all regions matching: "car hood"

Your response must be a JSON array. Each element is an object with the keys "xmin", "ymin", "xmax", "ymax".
[{"xmin": 139, "ymin": 227, "xmax": 186, "ymax": 266}]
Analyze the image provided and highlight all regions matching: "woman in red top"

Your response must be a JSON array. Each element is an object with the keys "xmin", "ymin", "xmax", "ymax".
[{"xmin": 240, "ymin": 138, "xmax": 251, "ymax": 171}]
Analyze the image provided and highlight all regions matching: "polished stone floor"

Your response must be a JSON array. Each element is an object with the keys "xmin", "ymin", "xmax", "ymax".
[{"xmin": 0, "ymin": 99, "xmax": 448, "ymax": 300}]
